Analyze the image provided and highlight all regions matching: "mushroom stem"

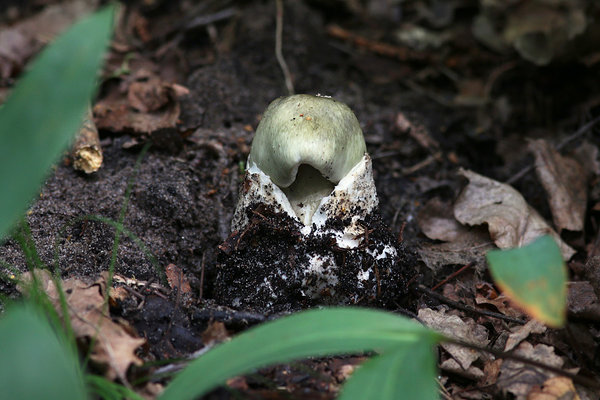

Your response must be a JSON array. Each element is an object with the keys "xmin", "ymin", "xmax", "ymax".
[{"xmin": 282, "ymin": 164, "xmax": 334, "ymax": 225}]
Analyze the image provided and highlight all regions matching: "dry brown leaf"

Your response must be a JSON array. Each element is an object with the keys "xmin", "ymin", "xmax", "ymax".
[
  {"xmin": 93, "ymin": 70, "xmax": 187, "ymax": 135},
  {"xmin": 505, "ymin": 320, "xmax": 547, "ymax": 352},
  {"xmin": 528, "ymin": 376, "xmax": 580, "ymax": 400},
  {"xmin": 0, "ymin": 0, "xmax": 97, "ymax": 79},
  {"xmin": 417, "ymin": 198, "xmax": 493, "ymax": 271},
  {"xmin": 417, "ymin": 233, "xmax": 492, "ymax": 273},
  {"xmin": 418, "ymin": 308, "xmax": 489, "ymax": 370},
  {"xmin": 165, "ymin": 263, "xmax": 192, "ymax": 294},
  {"xmin": 475, "ymin": 282, "xmax": 526, "ymax": 319},
  {"xmin": 418, "ymin": 198, "xmax": 471, "ymax": 242},
  {"xmin": 440, "ymin": 358, "xmax": 485, "ymax": 380},
  {"xmin": 201, "ymin": 321, "xmax": 230, "ymax": 345},
  {"xmin": 19, "ymin": 270, "xmax": 145, "ymax": 381},
  {"xmin": 567, "ymin": 281, "xmax": 600, "ymax": 321},
  {"xmin": 497, "ymin": 342, "xmax": 563, "ymax": 399},
  {"xmin": 481, "ymin": 359, "xmax": 503, "ymax": 386},
  {"xmin": 529, "ymin": 139, "xmax": 589, "ymax": 232},
  {"xmin": 454, "ymin": 168, "xmax": 575, "ymax": 260}
]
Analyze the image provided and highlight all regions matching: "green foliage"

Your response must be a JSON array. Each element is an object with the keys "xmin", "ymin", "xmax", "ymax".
[
  {"xmin": 486, "ymin": 235, "xmax": 567, "ymax": 327},
  {"xmin": 0, "ymin": 5, "xmax": 114, "ymax": 239},
  {"xmin": 0, "ymin": 4, "xmax": 114, "ymax": 400},
  {"xmin": 339, "ymin": 339, "xmax": 438, "ymax": 400},
  {"xmin": 160, "ymin": 307, "xmax": 442, "ymax": 400},
  {"xmin": 0, "ymin": 305, "xmax": 87, "ymax": 400}
]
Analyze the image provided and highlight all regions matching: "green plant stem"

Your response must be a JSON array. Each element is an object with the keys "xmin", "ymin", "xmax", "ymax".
[{"xmin": 105, "ymin": 141, "xmax": 152, "ymax": 303}]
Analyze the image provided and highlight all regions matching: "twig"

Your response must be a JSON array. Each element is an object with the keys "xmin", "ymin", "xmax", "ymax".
[
  {"xmin": 401, "ymin": 151, "xmax": 443, "ymax": 175},
  {"xmin": 326, "ymin": 24, "xmax": 430, "ymax": 62},
  {"xmin": 198, "ymin": 252, "xmax": 206, "ymax": 301},
  {"xmin": 416, "ymin": 284, "xmax": 526, "ymax": 325},
  {"xmin": 506, "ymin": 115, "xmax": 600, "ymax": 185},
  {"xmin": 445, "ymin": 337, "xmax": 600, "ymax": 390},
  {"xmin": 275, "ymin": 0, "xmax": 294, "ymax": 95},
  {"xmin": 431, "ymin": 262, "xmax": 474, "ymax": 291}
]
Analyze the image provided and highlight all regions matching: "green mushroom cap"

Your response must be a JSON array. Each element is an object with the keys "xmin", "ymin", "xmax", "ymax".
[{"xmin": 249, "ymin": 94, "xmax": 366, "ymax": 188}]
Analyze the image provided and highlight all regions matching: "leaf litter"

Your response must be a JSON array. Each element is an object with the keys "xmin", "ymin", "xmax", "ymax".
[
  {"xmin": 2, "ymin": 0, "xmax": 600, "ymax": 399},
  {"xmin": 18, "ymin": 269, "xmax": 145, "ymax": 381}
]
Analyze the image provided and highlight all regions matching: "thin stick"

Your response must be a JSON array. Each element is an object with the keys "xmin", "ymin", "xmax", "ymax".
[
  {"xmin": 199, "ymin": 252, "xmax": 206, "ymax": 301},
  {"xmin": 431, "ymin": 262, "xmax": 474, "ymax": 291},
  {"xmin": 275, "ymin": 0, "xmax": 294, "ymax": 95},
  {"xmin": 416, "ymin": 284, "xmax": 526, "ymax": 325},
  {"xmin": 506, "ymin": 115, "xmax": 600, "ymax": 185}
]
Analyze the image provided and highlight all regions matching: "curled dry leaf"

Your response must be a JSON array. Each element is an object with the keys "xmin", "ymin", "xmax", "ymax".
[
  {"xmin": 19, "ymin": 270, "xmax": 145, "ymax": 381},
  {"xmin": 93, "ymin": 69, "xmax": 188, "ymax": 135},
  {"xmin": 475, "ymin": 282, "xmax": 526, "ymax": 319},
  {"xmin": 497, "ymin": 341, "xmax": 563, "ymax": 399},
  {"xmin": 504, "ymin": 320, "xmax": 546, "ymax": 352},
  {"xmin": 418, "ymin": 307, "xmax": 489, "ymax": 371},
  {"xmin": 165, "ymin": 263, "xmax": 192, "ymax": 294},
  {"xmin": 0, "ymin": 0, "xmax": 98, "ymax": 79},
  {"xmin": 417, "ymin": 198, "xmax": 493, "ymax": 272},
  {"xmin": 454, "ymin": 169, "xmax": 575, "ymax": 260},
  {"xmin": 529, "ymin": 139, "xmax": 589, "ymax": 232},
  {"xmin": 528, "ymin": 376, "xmax": 580, "ymax": 400},
  {"xmin": 418, "ymin": 197, "xmax": 470, "ymax": 242}
]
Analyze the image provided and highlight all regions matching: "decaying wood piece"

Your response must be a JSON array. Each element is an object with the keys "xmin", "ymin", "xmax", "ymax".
[{"xmin": 72, "ymin": 108, "xmax": 102, "ymax": 173}]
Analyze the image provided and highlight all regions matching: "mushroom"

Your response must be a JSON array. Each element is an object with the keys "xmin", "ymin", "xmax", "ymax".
[
  {"xmin": 233, "ymin": 94, "xmax": 379, "ymax": 241},
  {"xmin": 218, "ymin": 94, "xmax": 411, "ymax": 312},
  {"xmin": 247, "ymin": 94, "xmax": 366, "ymax": 225}
]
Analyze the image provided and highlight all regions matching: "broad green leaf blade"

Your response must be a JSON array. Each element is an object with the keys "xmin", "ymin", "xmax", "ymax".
[
  {"xmin": 0, "ymin": 5, "xmax": 114, "ymax": 239},
  {"xmin": 339, "ymin": 339, "xmax": 438, "ymax": 400},
  {"xmin": 0, "ymin": 305, "xmax": 87, "ymax": 400},
  {"xmin": 486, "ymin": 235, "xmax": 567, "ymax": 327},
  {"xmin": 160, "ymin": 307, "xmax": 440, "ymax": 400}
]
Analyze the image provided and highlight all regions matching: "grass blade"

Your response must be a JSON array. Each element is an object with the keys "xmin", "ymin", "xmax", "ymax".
[
  {"xmin": 0, "ymin": 305, "xmax": 87, "ymax": 400},
  {"xmin": 0, "ymin": 5, "xmax": 115, "ymax": 239},
  {"xmin": 160, "ymin": 307, "xmax": 440, "ymax": 400},
  {"xmin": 339, "ymin": 339, "xmax": 439, "ymax": 400}
]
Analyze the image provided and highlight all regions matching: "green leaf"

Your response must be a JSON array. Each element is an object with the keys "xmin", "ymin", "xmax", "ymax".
[
  {"xmin": 339, "ymin": 339, "xmax": 438, "ymax": 400},
  {"xmin": 0, "ymin": 5, "xmax": 115, "ymax": 239},
  {"xmin": 486, "ymin": 235, "xmax": 567, "ymax": 327},
  {"xmin": 160, "ymin": 307, "xmax": 440, "ymax": 400},
  {"xmin": 0, "ymin": 305, "xmax": 87, "ymax": 400}
]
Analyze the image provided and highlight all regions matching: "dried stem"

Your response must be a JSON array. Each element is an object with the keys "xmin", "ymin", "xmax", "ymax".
[{"xmin": 275, "ymin": 0, "xmax": 294, "ymax": 95}]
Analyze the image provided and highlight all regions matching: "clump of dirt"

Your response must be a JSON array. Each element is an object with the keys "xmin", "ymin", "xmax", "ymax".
[{"xmin": 216, "ymin": 202, "xmax": 416, "ymax": 313}]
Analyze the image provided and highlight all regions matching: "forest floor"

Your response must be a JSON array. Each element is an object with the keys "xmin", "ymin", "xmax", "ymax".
[{"xmin": 2, "ymin": 0, "xmax": 600, "ymax": 399}]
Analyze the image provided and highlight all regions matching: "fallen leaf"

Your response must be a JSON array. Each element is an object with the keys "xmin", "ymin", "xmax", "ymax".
[
  {"xmin": 417, "ymin": 198, "xmax": 493, "ymax": 272},
  {"xmin": 201, "ymin": 321, "xmax": 230, "ymax": 345},
  {"xmin": 475, "ymin": 282, "xmax": 526, "ymax": 319},
  {"xmin": 454, "ymin": 169, "xmax": 575, "ymax": 260},
  {"xmin": 418, "ymin": 308, "xmax": 489, "ymax": 370},
  {"xmin": 19, "ymin": 270, "xmax": 145, "ymax": 381},
  {"xmin": 165, "ymin": 263, "xmax": 192, "ymax": 294},
  {"xmin": 567, "ymin": 281, "xmax": 600, "ymax": 321},
  {"xmin": 93, "ymin": 69, "xmax": 187, "ymax": 135},
  {"xmin": 528, "ymin": 376, "xmax": 580, "ymax": 400},
  {"xmin": 0, "ymin": 0, "xmax": 98, "ymax": 79},
  {"xmin": 497, "ymin": 342, "xmax": 563, "ymax": 399},
  {"xmin": 440, "ymin": 358, "xmax": 485, "ymax": 380},
  {"xmin": 418, "ymin": 198, "xmax": 470, "ymax": 242},
  {"xmin": 529, "ymin": 139, "xmax": 589, "ymax": 232},
  {"xmin": 481, "ymin": 359, "xmax": 503, "ymax": 386},
  {"xmin": 505, "ymin": 320, "xmax": 547, "ymax": 352}
]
